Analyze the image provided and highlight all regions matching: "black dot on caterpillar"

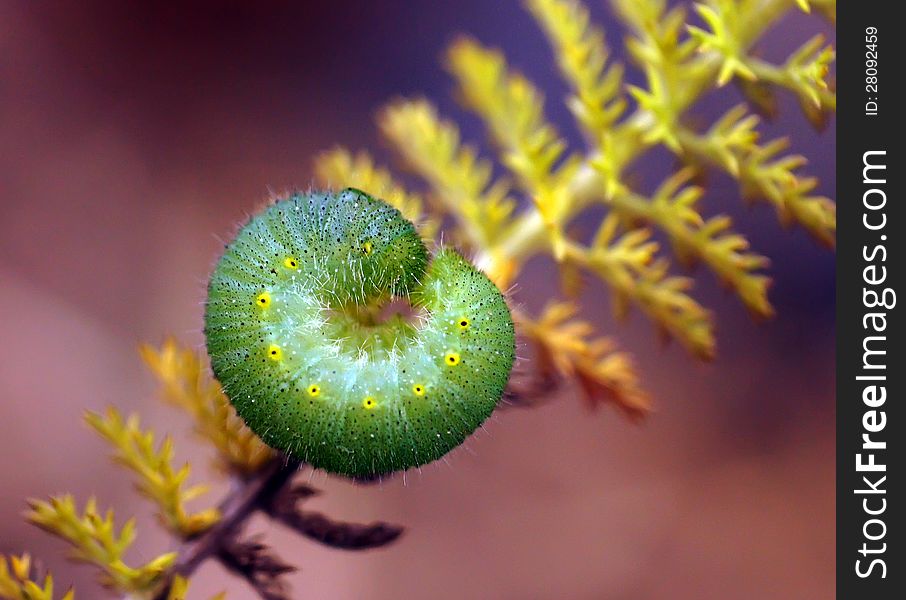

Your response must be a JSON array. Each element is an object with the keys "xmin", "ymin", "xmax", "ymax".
[{"xmin": 204, "ymin": 189, "xmax": 516, "ymax": 478}]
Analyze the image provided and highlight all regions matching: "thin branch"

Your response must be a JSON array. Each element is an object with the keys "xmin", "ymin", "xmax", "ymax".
[
  {"xmin": 217, "ymin": 536, "xmax": 295, "ymax": 600},
  {"xmin": 151, "ymin": 457, "xmax": 301, "ymax": 600},
  {"xmin": 264, "ymin": 485, "xmax": 403, "ymax": 551}
]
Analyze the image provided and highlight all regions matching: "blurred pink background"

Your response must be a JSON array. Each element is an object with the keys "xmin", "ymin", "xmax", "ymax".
[{"xmin": 1, "ymin": 2, "xmax": 834, "ymax": 599}]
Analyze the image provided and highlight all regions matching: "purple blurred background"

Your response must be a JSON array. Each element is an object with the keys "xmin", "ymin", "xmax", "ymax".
[{"xmin": 1, "ymin": 1, "xmax": 834, "ymax": 598}]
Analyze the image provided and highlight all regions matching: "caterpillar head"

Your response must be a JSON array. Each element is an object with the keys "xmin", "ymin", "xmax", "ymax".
[{"xmin": 312, "ymin": 188, "xmax": 429, "ymax": 307}]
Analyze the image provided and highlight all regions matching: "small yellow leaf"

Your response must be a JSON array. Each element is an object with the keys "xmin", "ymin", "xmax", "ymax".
[
  {"xmin": 22, "ymin": 579, "xmax": 46, "ymax": 598},
  {"xmin": 167, "ymin": 574, "xmax": 190, "ymax": 600},
  {"xmin": 10, "ymin": 554, "xmax": 30, "ymax": 581},
  {"xmin": 144, "ymin": 552, "xmax": 178, "ymax": 574}
]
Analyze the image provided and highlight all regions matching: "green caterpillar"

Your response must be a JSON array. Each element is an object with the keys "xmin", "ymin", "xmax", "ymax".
[{"xmin": 204, "ymin": 189, "xmax": 515, "ymax": 478}]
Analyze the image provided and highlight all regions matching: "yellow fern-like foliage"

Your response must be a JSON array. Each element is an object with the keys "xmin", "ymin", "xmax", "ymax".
[
  {"xmin": 16, "ymin": 341, "xmax": 271, "ymax": 599},
  {"xmin": 447, "ymin": 37, "xmax": 581, "ymax": 259},
  {"xmin": 25, "ymin": 496, "xmax": 177, "ymax": 593},
  {"xmin": 85, "ymin": 408, "xmax": 221, "ymax": 538},
  {"xmin": 526, "ymin": 0, "xmax": 626, "ymax": 144},
  {"xmin": 0, "ymin": 554, "xmax": 73, "ymax": 600},
  {"xmin": 517, "ymin": 303, "xmax": 649, "ymax": 418},
  {"xmin": 140, "ymin": 339, "xmax": 274, "ymax": 474},
  {"xmin": 378, "ymin": 101, "xmax": 516, "ymax": 255},
  {"xmin": 353, "ymin": 0, "xmax": 833, "ymax": 401}
]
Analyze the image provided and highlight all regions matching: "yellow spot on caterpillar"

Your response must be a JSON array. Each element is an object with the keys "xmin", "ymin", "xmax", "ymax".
[
  {"xmin": 362, "ymin": 240, "xmax": 374, "ymax": 255},
  {"xmin": 267, "ymin": 344, "xmax": 282, "ymax": 361},
  {"xmin": 457, "ymin": 317, "xmax": 470, "ymax": 330},
  {"xmin": 444, "ymin": 352, "xmax": 461, "ymax": 366},
  {"xmin": 412, "ymin": 384, "xmax": 426, "ymax": 396},
  {"xmin": 307, "ymin": 384, "xmax": 320, "ymax": 397},
  {"xmin": 283, "ymin": 257, "xmax": 299, "ymax": 269},
  {"xmin": 255, "ymin": 291, "xmax": 271, "ymax": 307},
  {"xmin": 362, "ymin": 396, "xmax": 377, "ymax": 409}
]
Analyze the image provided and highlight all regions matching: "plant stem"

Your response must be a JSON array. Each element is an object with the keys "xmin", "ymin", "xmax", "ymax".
[
  {"xmin": 150, "ymin": 457, "xmax": 301, "ymax": 600},
  {"xmin": 496, "ymin": 161, "xmax": 604, "ymax": 261}
]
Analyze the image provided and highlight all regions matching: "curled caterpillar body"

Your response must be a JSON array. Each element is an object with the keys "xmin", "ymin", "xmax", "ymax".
[{"xmin": 204, "ymin": 189, "xmax": 515, "ymax": 478}]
